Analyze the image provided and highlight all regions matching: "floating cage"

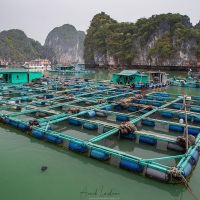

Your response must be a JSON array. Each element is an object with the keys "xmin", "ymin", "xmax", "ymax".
[{"xmin": 0, "ymin": 80, "xmax": 200, "ymax": 184}]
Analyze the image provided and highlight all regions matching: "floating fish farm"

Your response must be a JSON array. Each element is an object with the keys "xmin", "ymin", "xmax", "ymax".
[{"xmin": 0, "ymin": 77, "xmax": 200, "ymax": 184}]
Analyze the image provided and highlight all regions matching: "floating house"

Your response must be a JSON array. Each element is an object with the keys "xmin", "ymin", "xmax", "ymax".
[
  {"xmin": 112, "ymin": 70, "xmax": 148, "ymax": 85},
  {"xmin": 57, "ymin": 65, "xmax": 75, "ymax": 72},
  {"xmin": 146, "ymin": 71, "xmax": 168, "ymax": 84},
  {"xmin": 0, "ymin": 68, "xmax": 42, "ymax": 84},
  {"xmin": 112, "ymin": 70, "xmax": 169, "ymax": 88}
]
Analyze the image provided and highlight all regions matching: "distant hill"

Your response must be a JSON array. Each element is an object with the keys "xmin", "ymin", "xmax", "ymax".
[
  {"xmin": 84, "ymin": 12, "xmax": 200, "ymax": 66},
  {"xmin": 45, "ymin": 24, "xmax": 85, "ymax": 64},
  {"xmin": 0, "ymin": 29, "xmax": 45, "ymax": 63}
]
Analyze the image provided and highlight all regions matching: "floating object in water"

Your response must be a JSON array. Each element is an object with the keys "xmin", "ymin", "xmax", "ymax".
[
  {"xmin": 41, "ymin": 166, "xmax": 48, "ymax": 172},
  {"xmin": 179, "ymin": 118, "xmax": 184, "ymax": 124}
]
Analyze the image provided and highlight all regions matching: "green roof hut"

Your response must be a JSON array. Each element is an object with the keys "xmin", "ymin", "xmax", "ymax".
[
  {"xmin": 112, "ymin": 70, "xmax": 148, "ymax": 85},
  {"xmin": 0, "ymin": 68, "xmax": 42, "ymax": 84}
]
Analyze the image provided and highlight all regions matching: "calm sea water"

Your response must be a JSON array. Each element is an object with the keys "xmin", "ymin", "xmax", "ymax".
[{"xmin": 0, "ymin": 69, "xmax": 200, "ymax": 200}]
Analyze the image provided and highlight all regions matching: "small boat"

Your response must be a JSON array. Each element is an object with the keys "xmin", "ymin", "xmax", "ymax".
[
  {"xmin": 170, "ymin": 69, "xmax": 200, "ymax": 88},
  {"xmin": 49, "ymin": 63, "xmax": 95, "ymax": 74},
  {"xmin": 111, "ymin": 70, "xmax": 170, "ymax": 89},
  {"xmin": 22, "ymin": 59, "xmax": 51, "ymax": 71}
]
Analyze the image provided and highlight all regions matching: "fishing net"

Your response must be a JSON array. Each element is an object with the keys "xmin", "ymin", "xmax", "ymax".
[
  {"xmin": 156, "ymin": 140, "xmax": 168, "ymax": 151},
  {"xmin": 137, "ymin": 120, "xmax": 142, "ymax": 127},
  {"xmin": 154, "ymin": 122, "xmax": 169, "ymax": 132},
  {"xmin": 135, "ymin": 135, "xmax": 140, "ymax": 144},
  {"xmin": 95, "ymin": 133, "xmax": 118, "ymax": 148},
  {"xmin": 97, "ymin": 126, "xmax": 104, "ymax": 134},
  {"xmin": 107, "ymin": 114, "xmax": 116, "ymax": 121},
  {"xmin": 109, "ymin": 155, "xmax": 120, "ymax": 166}
]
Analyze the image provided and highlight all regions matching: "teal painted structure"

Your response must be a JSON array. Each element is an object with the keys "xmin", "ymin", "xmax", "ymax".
[
  {"xmin": 0, "ymin": 68, "xmax": 42, "ymax": 84},
  {"xmin": 112, "ymin": 70, "xmax": 148, "ymax": 85}
]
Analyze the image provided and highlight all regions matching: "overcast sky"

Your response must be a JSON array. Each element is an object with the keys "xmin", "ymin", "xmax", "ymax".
[{"xmin": 1, "ymin": 0, "xmax": 199, "ymax": 45}]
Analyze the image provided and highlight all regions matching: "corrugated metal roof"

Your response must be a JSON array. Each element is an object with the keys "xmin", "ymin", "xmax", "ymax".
[
  {"xmin": 113, "ymin": 70, "xmax": 148, "ymax": 76},
  {"xmin": 0, "ymin": 68, "xmax": 28, "ymax": 73}
]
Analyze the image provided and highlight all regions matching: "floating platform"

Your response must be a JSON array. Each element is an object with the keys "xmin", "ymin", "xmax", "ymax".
[{"xmin": 0, "ymin": 78, "xmax": 200, "ymax": 184}]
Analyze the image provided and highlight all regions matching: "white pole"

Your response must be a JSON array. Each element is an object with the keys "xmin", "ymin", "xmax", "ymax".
[{"xmin": 184, "ymin": 95, "xmax": 188, "ymax": 152}]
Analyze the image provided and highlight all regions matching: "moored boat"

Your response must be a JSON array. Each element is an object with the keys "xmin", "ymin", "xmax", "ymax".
[{"xmin": 22, "ymin": 59, "xmax": 51, "ymax": 71}]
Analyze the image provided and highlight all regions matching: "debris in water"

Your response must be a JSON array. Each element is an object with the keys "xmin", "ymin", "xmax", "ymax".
[{"xmin": 41, "ymin": 166, "xmax": 48, "ymax": 172}]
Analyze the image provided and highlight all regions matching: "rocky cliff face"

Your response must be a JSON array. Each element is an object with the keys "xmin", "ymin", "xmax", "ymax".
[
  {"xmin": 195, "ymin": 21, "xmax": 200, "ymax": 31},
  {"xmin": 84, "ymin": 13, "xmax": 200, "ymax": 66},
  {"xmin": 0, "ymin": 29, "xmax": 44, "ymax": 63},
  {"xmin": 45, "ymin": 24, "xmax": 85, "ymax": 64}
]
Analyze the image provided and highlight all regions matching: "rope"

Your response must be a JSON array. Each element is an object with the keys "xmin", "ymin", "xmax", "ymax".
[
  {"xmin": 169, "ymin": 167, "xmax": 198, "ymax": 200},
  {"xmin": 181, "ymin": 175, "xmax": 198, "ymax": 200}
]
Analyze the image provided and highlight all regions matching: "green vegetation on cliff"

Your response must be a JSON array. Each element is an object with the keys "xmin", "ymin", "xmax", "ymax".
[
  {"xmin": 0, "ymin": 29, "xmax": 45, "ymax": 63},
  {"xmin": 84, "ymin": 12, "xmax": 200, "ymax": 65}
]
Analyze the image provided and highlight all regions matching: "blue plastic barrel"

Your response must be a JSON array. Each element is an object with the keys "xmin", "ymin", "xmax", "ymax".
[
  {"xmin": 135, "ymin": 85, "xmax": 142, "ymax": 89},
  {"xmin": 18, "ymin": 123, "xmax": 30, "ymax": 131},
  {"xmin": 188, "ymin": 128, "xmax": 200, "ymax": 135},
  {"xmin": 169, "ymin": 125, "xmax": 184, "ymax": 132},
  {"xmin": 117, "ymin": 89, "xmax": 125, "ymax": 92},
  {"xmin": 194, "ymin": 117, "xmax": 200, "ymax": 122},
  {"xmin": 140, "ymin": 110, "xmax": 149, "ymax": 114},
  {"xmin": 69, "ymin": 141, "xmax": 87, "ymax": 153},
  {"xmin": 83, "ymin": 123, "xmax": 98, "ymax": 130},
  {"xmin": 68, "ymin": 119, "xmax": 82, "ymax": 126},
  {"xmin": 139, "ymin": 136, "xmax": 157, "ymax": 145},
  {"xmin": 178, "ymin": 114, "xmax": 192, "ymax": 121},
  {"xmin": 5, "ymin": 118, "xmax": 10, "ymax": 124},
  {"xmin": 120, "ymin": 133, "xmax": 136, "ymax": 140},
  {"xmin": 146, "ymin": 96, "xmax": 154, "ymax": 100},
  {"xmin": 128, "ymin": 107, "xmax": 138, "ymax": 112},
  {"xmin": 114, "ymin": 105, "xmax": 123, "ymax": 110},
  {"xmin": 140, "ymin": 100, "xmax": 148, "ymax": 104},
  {"xmin": 45, "ymin": 94, "xmax": 54, "ymax": 99},
  {"xmin": 180, "ymin": 162, "xmax": 192, "ymax": 178},
  {"xmin": 45, "ymin": 134, "xmax": 63, "ymax": 144},
  {"xmin": 161, "ymin": 94, "xmax": 170, "ymax": 97},
  {"xmin": 116, "ymin": 115, "xmax": 129, "ymax": 121},
  {"xmin": 120, "ymin": 159, "xmax": 143, "ymax": 172},
  {"xmin": 161, "ymin": 112, "xmax": 173, "ymax": 118},
  {"xmin": 32, "ymin": 130, "xmax": 45, "ymax": 139},
  {"xmin": 194, "ymin": 97, "xmax": 200, "ymax": 101},
  {"xmin": 152, "ymin": 102, "xmax": 161, "ymax": 107},
  {"xmin": 189, "ymin": 150, "xmax": 199, "ymax": 165},
  {"xmin": 156, "ymin": 97, "xmax": 164, "ymax": 101},
  {"xmin": 84, "ymin": 111, "xmax": 96, "ymax": 118},
  {"xmin": 90, "ymin": 149, "xmax": 110, "ymax": 161},
  {"xmin": 142, "ymin": 120, "xmax": 155, "ymax": 126},
  {"xmin": 154, "ymin": 93, "xmax": 161, "ymax": 96},
  {"xmin": 10, "ymin": 120, "xmax": 18, "ymax": 128},
  {"xmin": 133, "ymin": 99, "xmax": 140, "ymax": 103},
  {"xmin": 173, "ymin": 104, "xmax": 182, "ymax": 109},
  {"xmin": 190, "ymin": 106, "xmax": 200, "ymax": 113}
]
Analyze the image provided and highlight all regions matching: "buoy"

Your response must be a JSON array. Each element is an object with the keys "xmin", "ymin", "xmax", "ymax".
[{"xmin": 179, "ymin": 118, "xmax": 184, "ymax": 124}]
